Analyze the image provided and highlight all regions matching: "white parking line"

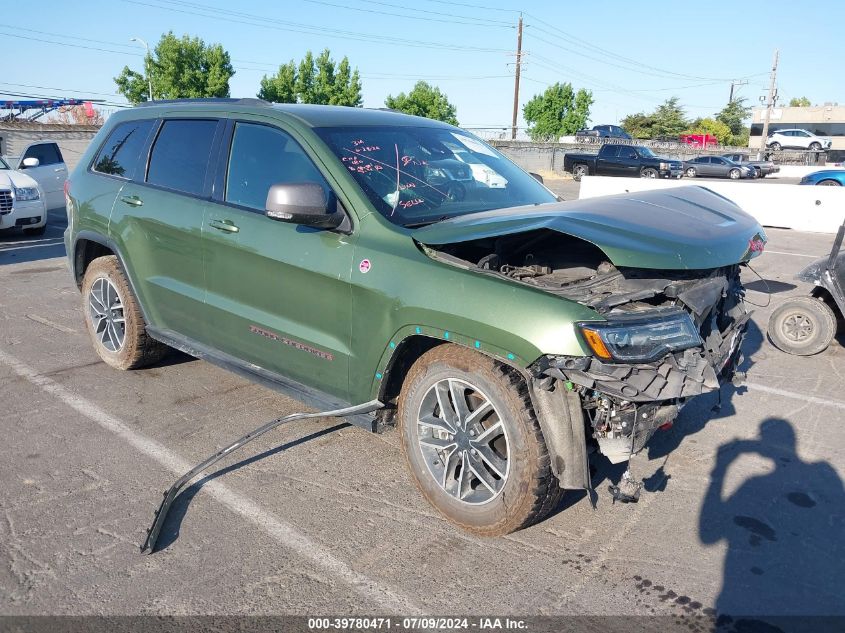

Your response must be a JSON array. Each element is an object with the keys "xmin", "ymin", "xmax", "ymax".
[
  {"xmin": 745, "ymin": 381, "xmax": 845, "ymax": 411},
  {"xmin": 764, "ymin": 250, "xmax": 819, "ymax": 259},
  {"xmin": 0, "ymin": 239, "xmax": 65, "ymax": 251},
  {"xmin": 0, "ymin": 348, "xmax": 422, "ymax": 614}
]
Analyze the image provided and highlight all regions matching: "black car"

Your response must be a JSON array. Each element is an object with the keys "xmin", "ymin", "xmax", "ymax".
[{"xmin": 575, "ymin": 125, "xmax": 632, "ymax": 141}]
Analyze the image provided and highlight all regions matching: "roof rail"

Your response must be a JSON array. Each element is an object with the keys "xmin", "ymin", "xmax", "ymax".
[{"xmin": 135, "ymin": 98, "xmax": 270, "ymax": 107}]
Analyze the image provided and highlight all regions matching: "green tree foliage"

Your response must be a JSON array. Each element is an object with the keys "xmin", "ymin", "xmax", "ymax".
[
  {"xmin": 522, "ymin": 82, "xmax": 593, "ymax": 141},
  {"xmin": 620, "ymin": 98, "xmax": 689, "ymax": 140},
  {"xmin": 384, "ymin": 81, "xmax": 458, "ymax": 125},
  {"xmin": 115, "ymin": 32, "xmax": 234, "ymax": 104},
  {"xmin": 650, "ymin": 97, "xmax": 689, "ymax": 139},
  {"xmin": 715, "ymin": 98, "xmax": 752, "ymax": 146},
  {"xmin": 683, "ymin": 118, "xmax": 732, "ymax": 145},
  {"xmin": 789, "ymin": 96, "xmax": 811, "ymax": 107},
  {"xmin": 619, "ymin": 112, "xmax": 656, "ymax": 139},
  {"xmin": 258, "ymin": 50, "xmax": 362, "ymax": 106}
]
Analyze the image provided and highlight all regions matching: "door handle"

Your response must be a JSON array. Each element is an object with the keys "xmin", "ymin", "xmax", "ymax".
[
  {"xmin": 209, "ymin": 219, "xmax": 239, "ymax": 233},
  {"xmin": 120, "ymin": 195, "xmax": 143, "ymax": 207},
  {"xmin": 54, "ymin": 167, "xmax": 66, "ymax": 172}
]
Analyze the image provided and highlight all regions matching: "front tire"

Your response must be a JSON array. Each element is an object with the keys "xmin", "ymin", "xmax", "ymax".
[
  {"xmin": 81, "ymin": 255, "xmax": 168, "ymax": 370},
  {"xmin": 23, "ymin": 224, "xmax": 47, "ymax": 236},
  {"xmin": 729, "ymin": 168, "xmax": 741, "ymax": 179},
  {"xmin": 685, "ymin": 167, "xmax": 697, "ymax": 178},
  {"xmin": 809, "ymin": 142, "xmax": 821, "ymax": 151},
  {"xmin": 768, "ymin": 142, "xmax": 781, "ymax": 151},
  {"xmin": 398, "ymin": 345, "xmax": 563, "ymax": 536},
  {"xmin": 818, "ymin": 179, "xmax": 842, "ymax": 186},
  {"xmin": 641, "ymin": 167, "xmax": 658, "ymax": 178},
  {"xmin": 768, "ymin": 297, "xmax": 837, "ymax": 356}
]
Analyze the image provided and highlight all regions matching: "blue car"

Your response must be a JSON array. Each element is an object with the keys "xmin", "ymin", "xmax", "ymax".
[{"xmin": 799, "ymin": 170, "xmax": 845, "ymax": 186}]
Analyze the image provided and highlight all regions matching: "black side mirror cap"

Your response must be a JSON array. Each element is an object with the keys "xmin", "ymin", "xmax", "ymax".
[{"xmin": 265, "ymin": 182, "xmax": 344, "ymax": 230}]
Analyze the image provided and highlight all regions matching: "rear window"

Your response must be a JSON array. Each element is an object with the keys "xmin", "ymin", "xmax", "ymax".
[
  {"xmin": 24, "ymin": 142, "xmax": 63, "ymax": 166},
  {"xmin": 92, "ymin": 120, "xmax": 155, "ymax": 178},
  {"xmin": 147, "ymin": 119, "xmax": 217, "ymax": 196}
]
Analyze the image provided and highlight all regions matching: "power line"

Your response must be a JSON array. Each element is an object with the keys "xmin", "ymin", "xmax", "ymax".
[
  {"xmin": 120, "ymin": 0, "xmax": 510, "ymax": 53},
  {"xmin": 300, "ymin": 0, "xmax": 513, "ymax": 27},
  {"xmin": 417, "ymin": 0, "xmax": 518, "ymax": 13}
]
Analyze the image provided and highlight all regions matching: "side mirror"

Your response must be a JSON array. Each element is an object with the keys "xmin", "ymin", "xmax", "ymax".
[
  {"xmin": 265, "ymin": 182, "xmax": 344, "ymax": 229},
  {"xmin": 529, "ymin": 172, "xmax": 544, "ymax": 184},
  {"xmin": 21, "ymin": 157, "xmax": 40, "ymax": 169}
]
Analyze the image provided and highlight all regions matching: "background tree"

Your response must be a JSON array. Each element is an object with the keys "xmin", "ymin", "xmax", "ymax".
[
  {"xmin": 682, "ymin": 117, "xmax": 732, "ymax": 145},
  {"xmin": 619, "ymin": 112, "xmax": 656, "ymax": 139},
  {"xmin": 522, "ymin": 82, "xmax": 593, "ymax": 141},
  {"xmin": 258, "ymin": 50, "xmax": 362, "ymax": 106},
  {"xmin": 385, "ymin": 81, "xmax": 458, "ymax": 125},
  {"xmin": 789, "ymin": 96, "xmax": 811, "ymax": 107},
  {"xmin": 715, "ymin": 97, "xmax": 751, "ymax": 146},
  {"xmin": 649, "ymin": 97, "xmax": 689, "ymax": 139},
  {"xmin": 51, "ymin": 105, "xmax": 104, "ymax": 126},
  {"xmin": 115, "ymin": 32, "xmax": 234, "ymax": 104}
]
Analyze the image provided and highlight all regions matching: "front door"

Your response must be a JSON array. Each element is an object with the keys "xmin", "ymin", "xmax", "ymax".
[{"xmin": 203, "ymin": 119, "xmax": 354, "ymax": 401}]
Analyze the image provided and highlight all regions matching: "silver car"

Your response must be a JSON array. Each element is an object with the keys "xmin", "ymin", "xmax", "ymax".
[{"xmin": 683, "ymin": 156, "xmax": 755, "ymax": 179}]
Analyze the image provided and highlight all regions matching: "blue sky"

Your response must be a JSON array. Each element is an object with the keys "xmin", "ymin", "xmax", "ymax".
[{"xmin": 2, "ymin": 0, "xmax": 842, "ymax": 132}]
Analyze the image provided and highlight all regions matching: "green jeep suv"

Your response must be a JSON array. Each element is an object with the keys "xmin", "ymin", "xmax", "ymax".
[{"xmin": 65, "ymin": 99, "xmax": 765, "ymax": 535}]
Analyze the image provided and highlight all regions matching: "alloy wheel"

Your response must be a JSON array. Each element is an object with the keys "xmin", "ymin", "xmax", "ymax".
[
  {"xmin": 416, "ymin": 378, "xmax": 509, "ymax": 505},
  {"xmin": 88, "ymin": 277, "xmax": 126, "ymax": 352}
]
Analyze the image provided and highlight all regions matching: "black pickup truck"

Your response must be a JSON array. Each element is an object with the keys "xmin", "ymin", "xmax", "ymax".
[{"xmin": 564, "ymin": 144, "xmax": 684, "ymax": 181}]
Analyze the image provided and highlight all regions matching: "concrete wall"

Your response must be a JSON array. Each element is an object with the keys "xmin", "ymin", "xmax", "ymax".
[{"xmin": 579, "ymin": 176, "xmax": 845, "ymax": 233}]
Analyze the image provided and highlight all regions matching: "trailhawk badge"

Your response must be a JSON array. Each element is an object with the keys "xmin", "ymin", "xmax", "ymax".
[{"xmin": 359, "ymin": 259, "xmax": 372, "ymax": 273}]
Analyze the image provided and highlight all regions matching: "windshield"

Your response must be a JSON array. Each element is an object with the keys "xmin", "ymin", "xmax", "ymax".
[
  {"xmin": 638, "ymin": 147, "xmax": 656, "ymax": 158},
  {"xmin": 314, "ymin": 126, "xmax": 557, "ymax": 226},
  {"xmin": 0, "ymin": 157, "xmax": 9, "ymax": 170}
]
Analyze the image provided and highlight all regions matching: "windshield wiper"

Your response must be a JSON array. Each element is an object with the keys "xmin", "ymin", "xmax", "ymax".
[{"xmin": 403, "ymin": 215, "xmax": 451, "ymax": 228}]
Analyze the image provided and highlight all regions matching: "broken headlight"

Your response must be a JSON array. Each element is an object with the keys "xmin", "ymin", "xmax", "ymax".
[{"xmin": 578, "ymin": 311, "xmax": 701, "ymax": 363}]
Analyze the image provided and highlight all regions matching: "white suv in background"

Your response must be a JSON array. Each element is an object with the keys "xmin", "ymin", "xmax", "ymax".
[
  {"xmin": 0, "ymin": 156, "xmax": 48, "ymax": 236},
  {"xmin": 766, "ymin": 129, "xmax": 832, "ymax": 151}
]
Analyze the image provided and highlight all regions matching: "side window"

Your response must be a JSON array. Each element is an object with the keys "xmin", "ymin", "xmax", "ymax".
[
  {"xmin": 225, "ymin": 122, "xmax": 332, "ymax": 211},
  {"xmin": 92, "ymin": 120, "xmax": 155, "ymax": 178},
  {"xmin": 600, "ymin": 145, "xmax": 620, "ymax": 158},
  {"xmin": 619, "ymin": 147, "xmax": 637, "ymax": 159},
  {"xmin": 24, "ymin": 142, "xmax": 62, "ymax": 166},
  {"xmin": 147, "ymin": 119, "xmax": 217, "ymax": 195}
]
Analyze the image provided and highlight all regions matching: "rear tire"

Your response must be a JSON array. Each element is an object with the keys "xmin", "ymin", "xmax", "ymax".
[
  {"xmin": 398, "ymin": 345, "xmax": 563, "ymax": 536},
  {"xmin": 81, "ymin": 255, "xmax": 169, "ymax": 370},
  {"xmin": 768, "ymin": 297, "xmax": 837, "ymax": 356}
]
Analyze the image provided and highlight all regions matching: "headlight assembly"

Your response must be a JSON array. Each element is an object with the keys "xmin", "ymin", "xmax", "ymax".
[
  {"xmin": 14, "ymin": 186, "xmax": 40, "ymax": 201},
  {"xmin": 578, "ymin": 311, "xmax": 702, "ymax": 363}
]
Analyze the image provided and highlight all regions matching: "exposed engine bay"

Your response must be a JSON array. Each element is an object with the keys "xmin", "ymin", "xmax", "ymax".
[{"xmin": 426, "ymin": 229, "xmax": 750, "ymax": 467}]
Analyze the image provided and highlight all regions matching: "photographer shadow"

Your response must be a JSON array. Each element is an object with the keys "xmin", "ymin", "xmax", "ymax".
[{"xmin": 699, "ymin": 418, "xmax": 845, "ymax": 627}]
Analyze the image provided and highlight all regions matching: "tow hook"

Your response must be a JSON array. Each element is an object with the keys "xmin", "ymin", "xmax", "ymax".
[{"xmin": 140, "ymin": 399, "xmax": 383, "ymax": 554}]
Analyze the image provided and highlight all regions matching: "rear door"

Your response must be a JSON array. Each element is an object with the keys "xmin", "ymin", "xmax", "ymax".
[
  {"xmin": 19, "ymin": 142, "xmax": 66, "ymax": 209},
  {"xmin": 110, "ymin": 117, "xmax": 223, "ymax": 344},
  {"xmin": 203, "ymin": 117, "xmax": 355, "ymax": 401}
]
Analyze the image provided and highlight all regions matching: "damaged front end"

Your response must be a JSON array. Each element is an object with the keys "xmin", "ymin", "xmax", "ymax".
[{"xmin": 531, "ymin": 264, "xmax": 750, "ymax": 464}]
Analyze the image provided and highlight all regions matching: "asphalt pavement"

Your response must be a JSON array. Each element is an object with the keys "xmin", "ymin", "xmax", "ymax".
[{"xmin": 1, "ymin": 204, "xmax": 843, "ymax": 628}]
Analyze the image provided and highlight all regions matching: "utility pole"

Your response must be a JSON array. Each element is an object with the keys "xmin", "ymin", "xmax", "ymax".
[
  {"xmin": 729, "ymin": 79, "xmax": 748, "ymax": 103},
  {"xmin": 759, "ymin": 49, "xmax": 779, "ymax": 154},
  {"xmin": 511, "ymin": 14, "xmax": 523, "ymax": 140}
]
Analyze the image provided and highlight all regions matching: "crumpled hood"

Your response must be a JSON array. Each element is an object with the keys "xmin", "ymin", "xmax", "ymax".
[
  {"xmin": 0, "ymin": 169, "xmax": 39, "ymax": 190},
  {"xmin": 413, "ymin": 186, "xmax": 766, "ymax": 270}
]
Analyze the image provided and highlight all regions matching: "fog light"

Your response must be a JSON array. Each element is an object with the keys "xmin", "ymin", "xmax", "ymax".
[{"xmin": 31, "ymin": 217, "xmax": 40, "ymax": 225}]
